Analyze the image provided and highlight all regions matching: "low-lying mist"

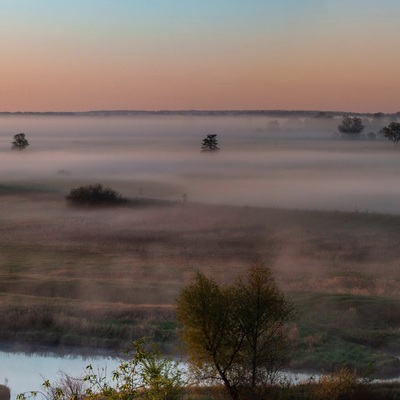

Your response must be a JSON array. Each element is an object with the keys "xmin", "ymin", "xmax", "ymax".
[
  {"xmin": 2, "ymin": 115, "xmax": 400, "ymax": 376},
  {"xmin": 0, "ymin": 114, "xmax": 398, "ymax": 213}
]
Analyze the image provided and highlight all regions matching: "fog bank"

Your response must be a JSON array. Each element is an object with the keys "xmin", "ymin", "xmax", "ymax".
[{"xmin": 0, "ymin": 115, "xmax": 398, "ymax": 213}]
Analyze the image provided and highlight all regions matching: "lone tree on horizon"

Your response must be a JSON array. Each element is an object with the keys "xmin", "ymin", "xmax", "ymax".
[
  {"xmin": 337, "ymin": 116, "xmax": 365, "ymax": 135},
  {"xmin": 12, "ymin": 133, "xmax": 29, "ymax": 150},
  {"xmin": 381, "ymin": 122, "xmax": 400, "ymax": 144},
  {"xmin": 201, "ymin": 133, "xmax": 220, "ymax": 152}
]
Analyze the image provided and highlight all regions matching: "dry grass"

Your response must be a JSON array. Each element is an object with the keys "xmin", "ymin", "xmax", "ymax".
[{"xmin": 1, "ymin": 185, "xmax": 400, "ymax": 370}]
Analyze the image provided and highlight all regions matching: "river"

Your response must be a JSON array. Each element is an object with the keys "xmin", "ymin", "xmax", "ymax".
[
  {"xmin": 2, "ymin": 349, "xmax": 400, "ymax": 399},
  {"xmin": 0, "ymin": 349, "xmax": 120, "ymax": 399}
]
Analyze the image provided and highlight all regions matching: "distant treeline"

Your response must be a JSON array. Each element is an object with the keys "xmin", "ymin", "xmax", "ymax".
[{"xmin": 1, "ymin": 109, "xmax": 399, "ymax": 118}]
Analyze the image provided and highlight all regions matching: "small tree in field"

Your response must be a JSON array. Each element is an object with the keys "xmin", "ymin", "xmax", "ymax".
[
  {"xmin": 381, "ymin": 121, "xmax": 400, "ymax": 144},
  {"xmin": 201, "ymin": 134, "xmax": 220, "ymax": 152},
  {"xmin": 176, "ymin": 264, "xmax": 294, "ymax": 400},
  {"xmin": 12, "ymin": 133, "xmax": 29, "ymax": 150},
  {"xmin": 337, "ymin": 116, "xmax": 365, "ymax": 135}
]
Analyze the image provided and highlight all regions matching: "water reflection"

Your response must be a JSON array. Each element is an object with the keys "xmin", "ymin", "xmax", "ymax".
[
  {"xmin": 1, "ymin": 349, "xmax": 399, "ymax": 399},
  {"xmin": 0, "ymin": 349, "xmax": 119, "ymax": 399}
]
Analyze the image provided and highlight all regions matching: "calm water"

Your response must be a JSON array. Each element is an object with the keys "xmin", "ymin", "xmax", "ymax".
[
  {"xmin": 2, "ymin": 349, "xmax": 399, "ymax": 399},
  {"xmin": 0, "ymin": 349, "xmax": 120, "ymax": 399},
  {"xmin": 0, "ymin": 114, "xmax": 399, "ymax": 213}
]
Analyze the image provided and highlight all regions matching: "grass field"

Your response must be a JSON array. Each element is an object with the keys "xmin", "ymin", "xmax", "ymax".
[{"xmin": 0, "ymin": 182, "xmax": 400, "ymax": 377}]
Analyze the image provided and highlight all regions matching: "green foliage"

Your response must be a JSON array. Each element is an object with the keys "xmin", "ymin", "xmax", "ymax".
[
  {"xmin": 66, "ymin": 183, "xmax": 127, "ymax": 206},
  {"xmin": 176, "ymin": 264, "xmax": 295, "ymax": 400},
  {"xmin": 338, "ymin": 117, "xmax": 365, "ymax": 134},
  {"xmin": 84, "ymin": 338, "xmax": 185, "ymax": 400},
  {"xmin": 12, "ymin": 133, "xmax": 29, "ymax": 150},
  {"xmin": 17, "ymin": 338, "xmax": 185, "ymax": 400},
  {"xmin": 381, "ymin": 122, "xmax": 400, "ymax": 144},
  {"xmin": 201, "ymin": 134, "xmax": 220, "ymax": 152},
  {"xmin": 289, "ymin": 292, "xmax": 400, "ymax": 377}
]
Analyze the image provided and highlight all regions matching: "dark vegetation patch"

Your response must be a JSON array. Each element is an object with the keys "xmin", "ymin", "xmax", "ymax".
[{"xmin": 66, "ymin": 183, "xmax": 128, "ymax": 206}]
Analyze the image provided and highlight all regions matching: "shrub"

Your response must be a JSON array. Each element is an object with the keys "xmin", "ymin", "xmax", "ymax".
[
  {"xmin": 12, "ymin": 133, "xmax": 29, "ymax": 150},
  {"xmin": 66, "ymin": 184, "xmax": 127, "ymax": 206},
  {"xmin": 338, "ymin": 117, "xmax": 365, "ymax": 135}
]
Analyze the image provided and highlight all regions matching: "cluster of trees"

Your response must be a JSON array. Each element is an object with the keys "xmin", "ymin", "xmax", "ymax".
[
  {"xmin": 203, "ymin": 119, "xmax": 400, "ymax": 147},
  {"xmin": 337, "ymin": 116, "xmax": 365, "ymax": 134},
  {"xmin": 337, "ymin": 116, "xmax": 400, "ymax": 145},
  {"xmin": 12, "ymin": 133, "xmax": 29, "ymax": 150},
  {"xmin": 10, "ymin": 122, "xmax": 400, "ymax": 156}
]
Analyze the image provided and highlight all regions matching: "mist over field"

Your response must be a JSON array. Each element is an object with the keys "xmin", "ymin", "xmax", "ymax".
[
  {"xmin": 0, "ymin": 114, "xmax": 398, "ymax": 214},
  {"xmin": 1, "ymin": 114, "xmax": 400, "ymax": 389}
]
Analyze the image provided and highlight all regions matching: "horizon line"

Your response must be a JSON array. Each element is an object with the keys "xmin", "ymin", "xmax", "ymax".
[{"xmin": 0, "ymin": 109, "xmax": 397, "ymax": 116}]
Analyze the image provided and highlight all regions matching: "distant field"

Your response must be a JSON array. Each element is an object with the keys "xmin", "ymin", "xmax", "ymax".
[{"xmin": 0, "ymin": 183, "xmax": 399, "ymax": 376}]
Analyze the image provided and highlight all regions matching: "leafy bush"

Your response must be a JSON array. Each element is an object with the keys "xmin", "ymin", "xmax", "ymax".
[{"xmin": 66, "ymin": 184, "xmax": 127, "ymax": 206}]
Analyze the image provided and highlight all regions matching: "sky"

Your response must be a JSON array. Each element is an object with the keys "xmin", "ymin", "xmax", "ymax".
[{"xmin": 1, "ymin": 0, "xmax": 400, "ymax": 113}]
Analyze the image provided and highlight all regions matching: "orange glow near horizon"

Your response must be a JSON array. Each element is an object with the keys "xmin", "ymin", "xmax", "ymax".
[{"xmin": 1, "ymin": 1, "xmax": 400, "ymax": 113}]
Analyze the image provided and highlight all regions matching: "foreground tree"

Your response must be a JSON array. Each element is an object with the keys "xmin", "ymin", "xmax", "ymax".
[
  {"xmin": 381, "ymin": 122, "xmax": 400, "ymax": 144},
  {"xmin": 176, "ymin": 264, "xmax": 294, "ymax": 400},
  {"xmin": 12, "ymin": 133, "xmax": 29, "ymax": 150},
  {"xmin": 201, "ymin": 133, "xmax": 220, "ymax": 152},
  {"xmin": 337, "ymin": 116, "xmax": 365, "ymax": 135}
]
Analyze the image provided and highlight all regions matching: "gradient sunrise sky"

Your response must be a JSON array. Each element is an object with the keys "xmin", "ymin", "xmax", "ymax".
[{"xmin": 1, "ymin": 0, "xmax": 400, "ymax": 113}]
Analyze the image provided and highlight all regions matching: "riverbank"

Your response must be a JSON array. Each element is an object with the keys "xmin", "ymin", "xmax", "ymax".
[{"xmin": 2, "ymin": 345, "xmax": 400, "ymax": 400}]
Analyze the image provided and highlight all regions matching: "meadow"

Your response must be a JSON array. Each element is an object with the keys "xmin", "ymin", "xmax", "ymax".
[{"xmin": 0, "ymin": 114, "xmax": 400, "ymax": 380}]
